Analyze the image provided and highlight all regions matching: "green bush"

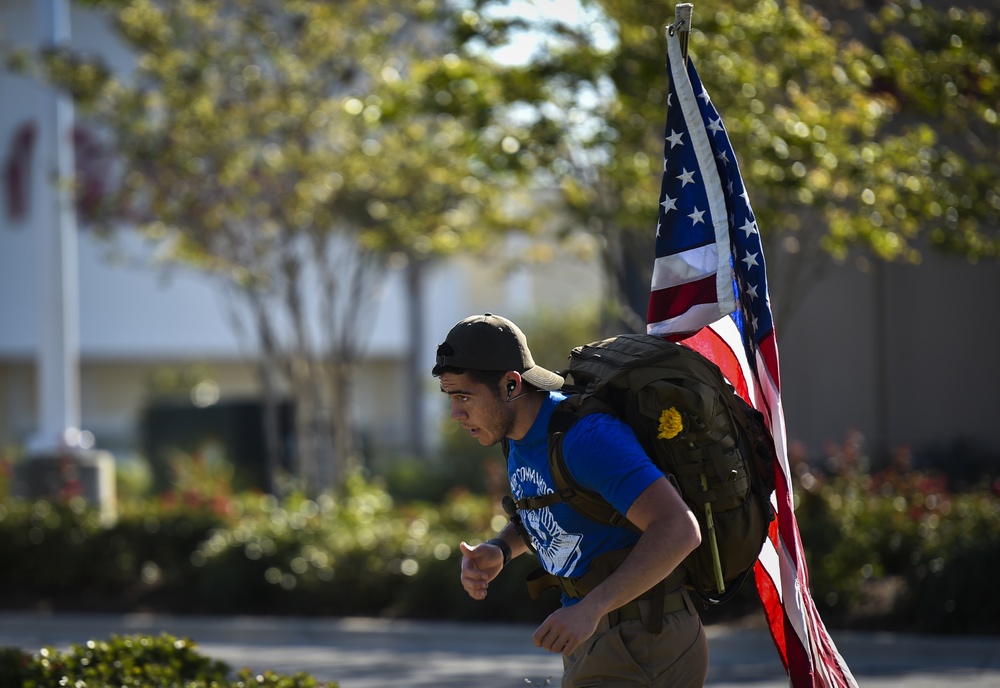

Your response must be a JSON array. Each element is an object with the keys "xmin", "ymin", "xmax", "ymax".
[
  {"xmin": 0, "ymin": 634, "xmax": 331, "ymax": 687},
  {"xmin": 0, "ymin": 474, "xmax": 553, "ymax": 622},
  {"xmin": 0, "ymin": 497, "xmax": 223, "ymax": 610},
  {"xmin": 794, "ymin": 447, "xmax": 1000, "ymax": 632},
  {"xmin": 3, "ymin": 443, "xmax": 998, "ymax": 633},
  {"xmin": 896, "ymin": 486, "xmax": 1000, "ymax": 633},
  {"xmin": 195, "ymin": 476, "xmax": 464, "ymax": 614}
]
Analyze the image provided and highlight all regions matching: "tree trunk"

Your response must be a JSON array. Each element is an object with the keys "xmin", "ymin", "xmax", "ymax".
[
  {"xmin": 405, "ymin": 257, "xmax": 426, "ymax": 458},
  {"xmin": 253, "ymin": 302, "xmax": 284, "ymax": 495}
]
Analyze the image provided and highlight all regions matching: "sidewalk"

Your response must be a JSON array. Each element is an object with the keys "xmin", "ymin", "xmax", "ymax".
[{"xmin": 2, "ymin": 612, "xmax": 999, "ymax": 687}]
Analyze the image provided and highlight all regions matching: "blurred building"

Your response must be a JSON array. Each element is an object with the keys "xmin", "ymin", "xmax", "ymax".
[{"xmin": 1, "ymin": 1, "xmax": 997, "ymax": 487}]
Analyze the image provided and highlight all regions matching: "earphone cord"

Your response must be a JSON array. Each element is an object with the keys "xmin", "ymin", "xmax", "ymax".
[{"xmin": 506, "ymin": 390, "xmax": 544, "ymax": 403}]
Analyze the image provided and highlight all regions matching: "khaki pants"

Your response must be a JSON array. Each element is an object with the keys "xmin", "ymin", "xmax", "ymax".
[{"xmin": 561, "ymin": 594, "xmax": 709, "ymax": 687}]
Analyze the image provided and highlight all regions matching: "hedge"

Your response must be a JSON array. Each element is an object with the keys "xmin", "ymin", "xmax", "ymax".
[
  {"xmin": 0, "ymin": 633, "xmax": 330, "ymax": 687},
  {"xmin": 1, "ymin": 464, "xmax": 998, "ymax": 632}
]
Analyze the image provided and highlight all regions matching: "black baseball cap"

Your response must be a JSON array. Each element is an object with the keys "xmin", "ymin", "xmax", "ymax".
[{"xmin": 432, "ymin": 313, "xmax": 565, "ymax": 390}]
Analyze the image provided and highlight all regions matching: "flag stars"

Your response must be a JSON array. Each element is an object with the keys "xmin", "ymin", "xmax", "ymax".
[
  {"xmin": 688, "ymin": 207, "xmax": 706, "ymax": 225},
  {"xmin": 742, "ymin": 251, "xmax": 759, "ymax": 269},
  {"xmin": 740, "ymin": 219, "xmax": 758, "ymax": 238},
  {"xmin": 666, "ymin": 130, "xmax": 685, "ymax": 148},
  {"xmin": 661, "ymin": 195, "xmax": 678, "ymax": 212},
  {"xmin": 698, "ymin": 87, "xmax": 712, "ymax": 104},
  {"xmin": 677, "ymin": 168, "xmax": 697, "ymax": 186},
  {"xmin": 708, "ymin": 117, "xmax": 723, "ymax": 134}
]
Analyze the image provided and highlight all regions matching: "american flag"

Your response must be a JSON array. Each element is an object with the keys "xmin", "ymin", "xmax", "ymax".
[{"xmin": 648, "ymin": 27, "xmax": 858, "ymax": 688}]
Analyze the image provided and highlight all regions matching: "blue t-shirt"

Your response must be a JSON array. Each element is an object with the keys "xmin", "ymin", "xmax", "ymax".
[{"xmin": 508, "ymin": 392, "xmax": 665, "ymax": 589}]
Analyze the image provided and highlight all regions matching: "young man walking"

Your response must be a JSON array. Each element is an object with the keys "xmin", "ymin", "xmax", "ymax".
[{"xmin": 433, "ymin": 313, "xmax": 709, "ymax": 687}]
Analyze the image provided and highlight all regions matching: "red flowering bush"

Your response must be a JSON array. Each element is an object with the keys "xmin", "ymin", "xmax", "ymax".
[{"xmin": 792, "ymin": 433, "xmax": 1000, "ymax": 632}]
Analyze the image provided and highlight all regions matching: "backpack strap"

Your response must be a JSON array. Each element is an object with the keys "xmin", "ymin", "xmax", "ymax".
[
  {"xmin": 546, "ymin": 396, "xmax": 639, "ymax": 531},
  {"xmin": 500, "ymin": 396, "xmax": 649, "ymax": 560},
  {"xmin": 548, "ymin": 430, "xmax": 636, "ymax": 530},
  {"xmin": 504, "ymin": 397, "xmax": 640, "ymax": 527}
]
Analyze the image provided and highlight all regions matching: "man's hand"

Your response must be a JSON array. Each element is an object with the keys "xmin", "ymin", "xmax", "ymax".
[
  {"xmin": 530, "ymin": 477, "xmax": 701, "ymax": 657},
  {"xmin": 532, "ymin": 598, "xmax": 601, "ymax": 656},
  {"xmin": 459, "ymin": 541, "xmax": 504, "ymax": 600}
]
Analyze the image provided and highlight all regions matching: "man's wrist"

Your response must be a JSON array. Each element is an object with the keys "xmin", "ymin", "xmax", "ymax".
[{"xmin": 485, "ymin": 537, "xmax": 512, "ymax": 567}]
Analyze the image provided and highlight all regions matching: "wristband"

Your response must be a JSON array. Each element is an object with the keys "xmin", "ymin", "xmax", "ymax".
[{"xmin": 486, "ymin": 538, "xmax": 512, "ymax": 567}]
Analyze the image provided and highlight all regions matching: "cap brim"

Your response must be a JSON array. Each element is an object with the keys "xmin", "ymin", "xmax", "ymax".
[{"xmin": 522, "ymin": 366, "xmax": 565, "ymax": 391}]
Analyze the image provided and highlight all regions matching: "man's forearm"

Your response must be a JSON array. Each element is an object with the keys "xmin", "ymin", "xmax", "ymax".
[
  {"xmin": 581, "ymin": 515, "xmax": 698, "ymax": 617},
  {"xmin": 494, "ymin": 521, "xmax": 531, "ymax": 562}
]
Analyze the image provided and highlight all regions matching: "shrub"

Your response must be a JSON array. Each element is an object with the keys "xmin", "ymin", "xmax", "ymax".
[
  {"xmin": 895, "ymin": 485, "xmax": 1000, "ymax": 633},
  {"xmin": 4, "ymin": 441, "xmax": 998, "ymax": 633},
  {"xmin": 0, "ymin": 474, "xmax": 554, "ymax": 622},
  {"xmin": 0, "ymin": 496, "xmax": 224, "ymax": 610},
  {"xmin": 0, "ymin": 633, "xmax": 332, "ymax": 687},
  {"xmin": 793, "ymin": 434, "xmax": 1000, "ymax": 632}
]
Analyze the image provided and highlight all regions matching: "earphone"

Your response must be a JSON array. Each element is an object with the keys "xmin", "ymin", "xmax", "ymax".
[{"xmin": 506, "ymin": 380, "xmax": 537, "ymax": 403}]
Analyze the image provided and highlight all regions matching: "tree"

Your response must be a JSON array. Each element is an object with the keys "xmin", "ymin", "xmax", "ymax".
[
  {"xmin": 16, "ymin": 0, "xmax": 997, "ymax": 483},
  {"xmin": 447, "ymin": 0, "xmax": 999, "ymax": 325},
  {"xmin": 18, "ymin": 0, "xmax": 534, "ymax": 492}
]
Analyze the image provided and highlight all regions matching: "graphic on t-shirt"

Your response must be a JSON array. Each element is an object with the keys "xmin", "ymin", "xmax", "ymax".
[{"xmin": 511, "ymin": 465, "xmax": 583, "ymax": 577}]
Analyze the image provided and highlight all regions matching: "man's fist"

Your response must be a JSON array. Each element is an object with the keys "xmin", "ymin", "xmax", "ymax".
[{"xmin": 459, "ymin": 540, "xmax": 504, "ymax": 600}]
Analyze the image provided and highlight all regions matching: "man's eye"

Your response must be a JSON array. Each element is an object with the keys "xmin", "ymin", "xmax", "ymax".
[{"xmin": 459, "ymin": 395, "xmax": 470, "ymax": 403}]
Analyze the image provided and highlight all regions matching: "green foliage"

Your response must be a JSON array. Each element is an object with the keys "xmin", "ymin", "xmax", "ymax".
[
  {"xmin": 0, "ymin": 474, "xmax": 551, "ymax": 623},
  {"xmin": 17, "ymin": 0, "xmax": 533, "ymax": 265},
  {"xmin": 0, "ymin": 633, "xmax": 330, "ymax": 687},
  {"xmin": 23, "ymin": 0, "xmax": 567, "ymax": 493},
  {"xmin": 448, "ymin": 0, "xmax": 999, "ymax": 322},
  {"xmin": 867, "ymin": 2, "xmax": 1000, "ymax": 260},
  {"xmin": 793, "ymin": 438, "xmax": 1000, "ymax": 632},
  {"xmin": 2, "ymin": 446, "xmax": 999, "ymax": 632},
  {"xmin": 896, "ymin": 485, "xmax": 1000, "ymax": 633},
  {"xmin": 6, "ymin": 0, "xmax": 997, "ymax": 329},
  {"xmin": 186, "ymin": 475, "xmax": 553, "ymax": 621},
  {"xmin": 0, "ymin": 497, "xmax": 223, "ymax": 608},
  {"xmin": 375, "ymin": 449, "xmax": 492, "ymax": 503}
]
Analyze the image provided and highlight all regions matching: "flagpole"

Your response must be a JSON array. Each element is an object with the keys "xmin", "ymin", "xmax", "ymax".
[{"xmin": 672, "ymin": 3, "xmax": 693, "ymax": 62}]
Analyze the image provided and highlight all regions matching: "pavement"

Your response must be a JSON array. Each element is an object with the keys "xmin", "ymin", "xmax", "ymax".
[{"xmin": 1, "ymin": 612, "xmax": 999, "ymax": 687}]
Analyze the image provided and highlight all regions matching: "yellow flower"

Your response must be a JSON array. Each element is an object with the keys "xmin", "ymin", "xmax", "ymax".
[{"xmin": 657, "ymin": 407, "xmax": 684, "ymax": 440}]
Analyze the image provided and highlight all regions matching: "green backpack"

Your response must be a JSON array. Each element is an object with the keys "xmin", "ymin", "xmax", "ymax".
[{"xmin": 509, "ymin": 333, "xmax": 777, "ymax": 604}]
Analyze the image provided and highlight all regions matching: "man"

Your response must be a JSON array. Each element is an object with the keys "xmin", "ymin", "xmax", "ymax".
[{"xmin": 433, "ymin": 313, "xmax": 709, "ymax": 687}]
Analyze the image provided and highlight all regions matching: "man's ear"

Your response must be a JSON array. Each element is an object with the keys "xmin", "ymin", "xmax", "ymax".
[{"xmin": 502, "ymin": 372, "xmax": 522, "ymax": 400}]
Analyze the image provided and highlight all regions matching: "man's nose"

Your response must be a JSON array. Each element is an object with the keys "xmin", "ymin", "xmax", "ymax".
[{"xmin": 450, "ymin": 401, "xmax": 466, "ymax": 421}]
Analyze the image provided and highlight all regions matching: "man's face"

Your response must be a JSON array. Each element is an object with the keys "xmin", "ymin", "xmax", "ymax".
[{"xmin": 438, "ymin": 371, "xmax": 513, "ymax": 447}]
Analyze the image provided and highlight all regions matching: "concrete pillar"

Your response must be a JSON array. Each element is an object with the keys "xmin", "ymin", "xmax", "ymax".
[{"xmin": 19, "ymin": 0, "xmax": 116, "ymax": 521}]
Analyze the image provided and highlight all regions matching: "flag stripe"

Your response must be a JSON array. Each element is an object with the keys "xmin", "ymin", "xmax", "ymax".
[
  {"xmin": 650, "ymin": 242, "xmax": 719, "ymax": 290},
  {"xmin": 647, "ymin": 26, "xmax": 858, "ymax": 688},
  {"xmin": 675, "ymin": 322, "xmax": 752, "ymax": 406},
  {"xmin": 648, "ymin": 301, "xmax": 727, "ymax": 343},
  {"xmin": 649, "ymin": 275, "xmax": 718, "ymax": 320}
]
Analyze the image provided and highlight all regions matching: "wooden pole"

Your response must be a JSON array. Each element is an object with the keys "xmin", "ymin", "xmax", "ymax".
[{"xmin": 672, "ymin": 3, "xmax": 693, "ymax": 61}]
